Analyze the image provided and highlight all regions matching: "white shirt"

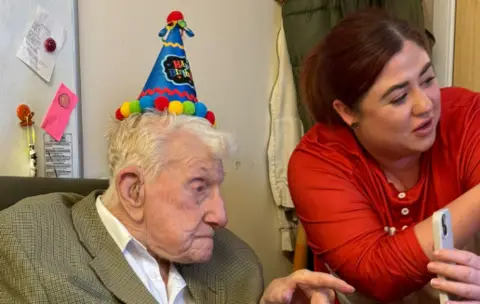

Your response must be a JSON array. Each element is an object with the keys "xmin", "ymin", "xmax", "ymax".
[{"xmin": 96, "ymin": 196, "xmax": 192, "ymax": 304}]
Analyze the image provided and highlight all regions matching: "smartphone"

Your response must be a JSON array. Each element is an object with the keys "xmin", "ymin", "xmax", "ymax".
[{"xmin": 432, "ymin": 208, "xmax": 454, "ymax": 304}]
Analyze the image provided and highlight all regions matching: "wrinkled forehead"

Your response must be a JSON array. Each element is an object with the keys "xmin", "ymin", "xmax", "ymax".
[{"xmin": 163, "ymin": 130, "xmax": 224, "ymax": 176}]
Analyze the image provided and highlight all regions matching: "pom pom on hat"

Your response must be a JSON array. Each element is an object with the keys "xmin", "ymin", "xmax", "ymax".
[
  {"xmin": 183, "ymin": 101, "xmax": 195, "ymax": 115},
  {"xmin": 205, "ymin": 111, "xmax": 215, "ymax": 125},
  {"xmin": 115, "ymin": 108, "xmax": 124, "ymax": 120},
  {"xmin": 139, "ymin": 96, "xmax": 155, "ymax": 110},
  {"xmin": 120, "ymin": 102, "xmax": 131, "ymax": 117},
  {"xmin": 168, "ymin": 101, "xmax": 183, "ymax": 115},
  {"xmin": 167, "ymin": 11, "xmax": 184, "ymax": 22},
  {"xmin": 154, "ymin": 96, "xmax": 170, "ymax": 111},
  {"xmin": 130, "ymin": 100, "xmax": 141, "ymax": 113},
  {"xmin": 194, "ymin": 102, "xmax": 208, "ymax": 118}
]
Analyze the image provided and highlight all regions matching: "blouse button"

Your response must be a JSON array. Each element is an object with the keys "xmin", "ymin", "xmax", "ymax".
[
  {"xmin": 398, "ymin": 192, "xmax": 406, "ymax": 199},
  {"xmin": 401, "ymin": 208, "xmax": 410, "ymax": 216}
]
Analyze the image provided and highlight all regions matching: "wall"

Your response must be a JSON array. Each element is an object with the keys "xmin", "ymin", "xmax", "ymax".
[{"xmin": 78, "ymin": 0, "xmax": 291, "ymax": 283}]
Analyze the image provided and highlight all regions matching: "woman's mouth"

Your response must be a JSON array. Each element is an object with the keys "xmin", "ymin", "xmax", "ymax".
[{"xmin": 413, "ymin": 119, "xmax": 434, "ymax": 136}]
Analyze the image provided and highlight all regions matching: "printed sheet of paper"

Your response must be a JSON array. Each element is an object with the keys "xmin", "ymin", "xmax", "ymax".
[
  {"xmin": 44, "ymin": 133, "xmax": 73, "ymax": 178},
  {"xmin": 16, "ymin": 5, "xmax": 66, "ymax": 82},
  {"xmin": 41, "ymin": 83, "xmax": 78, "ymax": 141}
]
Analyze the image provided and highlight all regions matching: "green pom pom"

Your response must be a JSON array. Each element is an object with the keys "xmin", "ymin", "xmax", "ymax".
[
  {"xmin": 130, "ymin": 100, "xmax": 141, "ymax": 113},
  {"xmin": 183, "ymin": 101, "xmax": 196, "ymax": 115}
]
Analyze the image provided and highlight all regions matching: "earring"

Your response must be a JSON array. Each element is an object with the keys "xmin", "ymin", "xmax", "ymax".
[{"xmin": 351, "ymin": 122, "xmax": 360, "ymax": 130}]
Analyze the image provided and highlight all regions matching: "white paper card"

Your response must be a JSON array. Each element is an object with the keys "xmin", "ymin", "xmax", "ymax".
[
  {"xmin": 16, "ymin": 5, "xmax": 66, "ymax": 83},
  {"xmin": 44, "ymin": 133, "xmax": 73, "ymax": 178}
]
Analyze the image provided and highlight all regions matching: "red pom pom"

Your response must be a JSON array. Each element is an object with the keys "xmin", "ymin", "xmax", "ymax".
[
  {"xmin": 154, "ymin": 96, "xmax": 170, "ymax": 111},
  {"xmin": 205, "ymin": 111, "xmax": 215, "ymax": 125},
  {"xmin": 167, "ymin": 11, "xmax": 184, "ymax": 23},
  {"xmin": 115, "ymin": 108, "xmax": 124, "ymax": 120}
]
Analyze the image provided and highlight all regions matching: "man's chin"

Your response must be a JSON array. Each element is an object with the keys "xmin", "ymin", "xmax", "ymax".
[
  {"xmin": 175, "ymin": 247, "xmax": 214, "ymax": 264},
  {"xmin": 193, "ymin": 252, "xmax": 213, "ymax": 263}
]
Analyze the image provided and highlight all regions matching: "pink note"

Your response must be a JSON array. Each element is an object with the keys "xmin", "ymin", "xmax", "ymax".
[{"xmin": 41, "ymin": 83, "xmax": 78, "ymax": 141}]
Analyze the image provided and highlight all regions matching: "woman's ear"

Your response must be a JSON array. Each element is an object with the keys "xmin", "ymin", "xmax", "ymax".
[
  {"xmin": 332, "ymin": 99, "xmax": 359, "ymax": 127},
  {"xmin": 115, "ymin": 166, "xmax": 145, "ymax": 222}
]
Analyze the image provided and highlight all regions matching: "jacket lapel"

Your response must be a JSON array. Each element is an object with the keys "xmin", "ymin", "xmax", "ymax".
[
  {"xmin": 178, "ymin": 263, "xmax": 225, "ymax": 304},
  {"xmin": 72, "ymin": 191, "xmax": 157, "ymax": 304}
]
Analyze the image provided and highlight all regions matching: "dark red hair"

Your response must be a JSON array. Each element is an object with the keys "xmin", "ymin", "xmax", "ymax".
[{"xmin": 301, "ymin": 8, "xmax": 429, "ymax": 126}]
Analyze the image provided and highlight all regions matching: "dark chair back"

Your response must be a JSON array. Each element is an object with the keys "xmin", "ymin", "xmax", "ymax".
[{"xmin": 0, "ymin": 177, "xmax": 109, "ymax": 212}]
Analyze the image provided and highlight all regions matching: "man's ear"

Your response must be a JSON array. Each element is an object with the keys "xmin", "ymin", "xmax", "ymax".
[
  {"xmin": 332, "ymin": 99, "xmax": 359, "ymax": 127},
  {"xmin": 115, "ymin": 166, "xmax": 145, "ymax": 221}
]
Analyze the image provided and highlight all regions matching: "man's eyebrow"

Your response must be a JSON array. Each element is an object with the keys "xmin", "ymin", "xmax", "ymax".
[{"xmin": 381, "ymin": 61, "xmax": 433, "ymax": 99}]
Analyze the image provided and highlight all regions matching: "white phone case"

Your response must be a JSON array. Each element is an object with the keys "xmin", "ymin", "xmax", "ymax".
[{"xmin": 432, "ymin": 208, "xmax": 454, "ymax": 304}]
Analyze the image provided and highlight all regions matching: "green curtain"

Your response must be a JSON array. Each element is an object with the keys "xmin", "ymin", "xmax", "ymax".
[{"xmin": 282, "ymin": 0, "xmax": 432, "ymax": 132}]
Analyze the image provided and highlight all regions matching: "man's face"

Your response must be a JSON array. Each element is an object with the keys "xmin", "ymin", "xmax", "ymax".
[{"xmin": 142, "ymin": 131, "xmax": 227, "ymax": 264}]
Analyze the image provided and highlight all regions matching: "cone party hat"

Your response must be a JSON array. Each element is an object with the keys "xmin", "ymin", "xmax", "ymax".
[{"xmin": 115, "ymin": 11, "xmax": 215, "ymax": 125}]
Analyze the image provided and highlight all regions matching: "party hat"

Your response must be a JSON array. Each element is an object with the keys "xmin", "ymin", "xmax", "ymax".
[{"xmin": 115, "ymin": 11, "xmax": 215, "ymax": 126}]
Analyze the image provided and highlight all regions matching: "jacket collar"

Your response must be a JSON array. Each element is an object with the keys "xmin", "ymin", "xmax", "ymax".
[
  {"xmin": 71, "ymin": 190, "xmax": 225, "ymax": 304},
  {"xmin": 72, "ymin": 190, "xmax": 157, "ymax": 304}
]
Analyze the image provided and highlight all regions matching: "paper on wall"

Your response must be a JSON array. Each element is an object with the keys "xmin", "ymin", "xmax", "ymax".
[
  {"xmin": 16, "ymin": 5, "xmax": 66, "ymax": 82},
  {"xmin": 41, "ymin": 83, "xmax": 78, "ymax": 141},
  {"xmin": 44, "ymin": 133, "xmax": 73, "ymax": 178}
]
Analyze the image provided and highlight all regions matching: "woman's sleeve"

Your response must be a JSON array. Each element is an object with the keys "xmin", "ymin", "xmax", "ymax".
[{"xmin": 288, "ymin": 151, "xmax": 432, "ymax": 302}]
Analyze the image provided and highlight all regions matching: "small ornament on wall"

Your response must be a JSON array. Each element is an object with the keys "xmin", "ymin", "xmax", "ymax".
[{"xmin": 16, "ymin": 104, "xmax": 37, "ymax": 177}]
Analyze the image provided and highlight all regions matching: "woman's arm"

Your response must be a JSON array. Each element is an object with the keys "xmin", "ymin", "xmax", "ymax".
[
  {"xmin": 288, "ymin": 156, "xmax": 480, "ymax": 302},
  {"xmin": 414, "ymin": 185, "xmax": 480, "ymax": 260}
]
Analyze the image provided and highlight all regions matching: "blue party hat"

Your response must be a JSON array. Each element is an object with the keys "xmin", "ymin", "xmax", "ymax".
[{"xmin": 115, "ymin": 11, "xmax": 216, "ymax": 126}]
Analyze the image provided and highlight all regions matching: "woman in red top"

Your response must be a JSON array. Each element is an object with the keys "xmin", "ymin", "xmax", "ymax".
[{"xmin": 288, "ymin": 8, "xmax": 480, "ymax": 304}]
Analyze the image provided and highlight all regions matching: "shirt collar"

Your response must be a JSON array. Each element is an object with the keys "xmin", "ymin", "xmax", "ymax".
[{"xmin": 95, "ymin": 195, "xmax": 133, "ymax": 252}]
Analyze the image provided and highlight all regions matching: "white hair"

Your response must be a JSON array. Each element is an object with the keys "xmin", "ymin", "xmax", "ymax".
[{"xmin": 104, "ymin": 110, "xmax": 236, "ymax": 191}]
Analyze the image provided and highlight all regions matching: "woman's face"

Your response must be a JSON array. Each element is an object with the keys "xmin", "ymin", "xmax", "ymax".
[{"xmin": 337, "ymin": 40, "xmax": 441, "ymax": 158}]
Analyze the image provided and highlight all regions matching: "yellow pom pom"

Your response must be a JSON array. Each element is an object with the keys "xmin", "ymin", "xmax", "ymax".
[
  {"xmin": 120, "ymin": 102, "xmax": 131, "ymax": 117},
  {"xmin": 168, "ymin": 101, "xmax": 183, "ymax": 115}
]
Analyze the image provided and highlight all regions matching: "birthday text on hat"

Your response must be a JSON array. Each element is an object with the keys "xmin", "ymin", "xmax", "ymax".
[{"xmin": 162, "ymin": 55, "xmax": 194, "ymax": 88}]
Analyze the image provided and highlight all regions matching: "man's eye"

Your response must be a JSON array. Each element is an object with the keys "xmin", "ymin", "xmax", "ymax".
[{"xmin": 195, "ymin": 184, "xmax": 206, "ymax": 192}]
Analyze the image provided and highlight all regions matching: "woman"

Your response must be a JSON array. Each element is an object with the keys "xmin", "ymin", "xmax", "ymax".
[{"xmin": 288, "ymin": 8, "xmax": 480, "ymax": 304}]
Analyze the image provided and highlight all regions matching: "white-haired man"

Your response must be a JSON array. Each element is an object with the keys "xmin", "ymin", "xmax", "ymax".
[{"xmin": 0, "ymin": 112, "xmax": 354, "ymax": 304}]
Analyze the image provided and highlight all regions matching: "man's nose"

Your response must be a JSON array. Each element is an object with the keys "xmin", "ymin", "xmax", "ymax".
[{"xmin": 204, "ymin": 191, "xmax": 228, "ymax": 228}]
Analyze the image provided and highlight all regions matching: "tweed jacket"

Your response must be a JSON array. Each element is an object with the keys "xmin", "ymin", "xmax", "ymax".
[{"xmin": 0, "ymin": 191, "xmax": 264, "ymax": 303}]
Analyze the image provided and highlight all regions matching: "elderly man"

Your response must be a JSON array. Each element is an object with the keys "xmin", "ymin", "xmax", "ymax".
[{"xmin": 0, "ymin": 111, "xmax": 354, "ymax": 304}]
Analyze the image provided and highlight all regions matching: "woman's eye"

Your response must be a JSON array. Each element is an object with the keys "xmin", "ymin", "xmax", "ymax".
[
  {"xmin": 421, "ymin": 76, "xmax": 436, "ymax": 87},
  {"xmin": 391, "ymin": 93, "xmax": 407, "ymax": 105}
]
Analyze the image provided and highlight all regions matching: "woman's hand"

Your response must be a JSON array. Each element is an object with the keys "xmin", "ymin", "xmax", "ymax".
[
  {"xmin": 260, "ymin": 269, "xmax": 355, "ymax": 304},
  {"xmin": 428, "ymin": 249, "xmax": 480, "ymax": 303}
]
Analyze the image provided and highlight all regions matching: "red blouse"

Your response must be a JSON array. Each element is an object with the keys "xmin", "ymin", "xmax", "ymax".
[{"xmin": 288, "ymin": 87, "xmax": 480, "ymax": 302}]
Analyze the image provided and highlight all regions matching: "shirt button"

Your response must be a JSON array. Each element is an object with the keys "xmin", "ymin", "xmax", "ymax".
[
  {"xmin": 401, "ymin": 208, "xmax": 410, "ymax": 216},
  {"xmin": 402, "ymin": 225, "xmax": 408, "ymax": 230},
  {"xmin": 398, "ymin": 192, "xmax": 406, "ymax": 199}
]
